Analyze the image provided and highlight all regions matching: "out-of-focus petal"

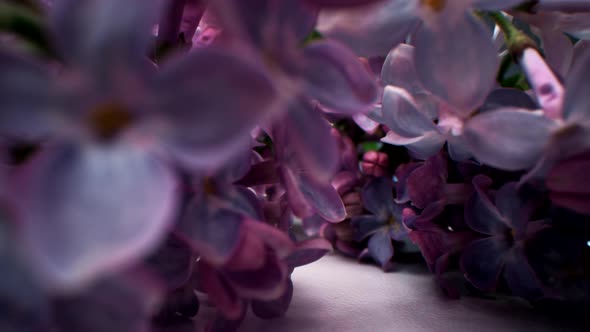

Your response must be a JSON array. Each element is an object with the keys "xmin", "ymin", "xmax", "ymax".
[
  {"xmin": 480, "ymin": 88, "xmax": 537, "ymax": 112},
  {"xmin": 0, "ymin": 50, "xmax": 65, "ymax": 138},
  {"xmin": 547, "ymin": 150, "xmax": 590, "ymax": 195},
  {"xmin": 460, "ymin": 237, "xmax": 509, "ymax": 291},
  {"xmin": 465, "ymin": 175, "xmax": 511, "ymax": 235},
  {"xmin": 351, "ymin": 215, "xmax": 384, "ymax": 241},
  {"xmin": 145, "ymin": 234, "xmax": 194, "ymax": 290},
  {"xmin": 152, "ymin": 47, "xmax": 278, "ymax": 171},
  {"xmin": 20, "ymin": 143, "xmax": 176, "ymax": 290},
  {"xmin": 279, "ymin": 166, "xmax": 315, "ymax": 219},
  {"xmin": 224, "ymin": 253, "xmax": 288, "ymax": 301},
  {"xmin": 284, "ymin": 238, "xmax": 332, "ymax": 268},
  {"xmin": 251, "ymin": 278, "xmax": 294, "ymax": 319},
  {"xmin": 316, "ymin": 0, "xmax": 419, "ymax": 57},
  {"xmin": 463, "ymin": 108, "xmax": 557, "ymax": 171},
  {"xmin": 301, "ymin": 40, "xmax": 378, "ymax": 114},
  {"xmin": 52, "ymin": 272, "xmax": 162, "ymax": 332},
  {"xmin": 563, "ymin": 45, "xmax": 590, "ymax": 124},
  {"xmin": 51, "ymin": 0, "xmax": 161, "ymax": 75},
  {"xmin": 368, "ymin": 228, "xmax": 394, "ymax": 269},
  {"xmin": 541, "ymin": 29, "xmax": 574, "ymax": 79},
  {"xmin": 473, "ymin": 0, "xmax": 529, "ymax": 9},
  {"xmin": 299, "ymin": 173, "xmax": 346, "ymax": 223},
  {"xmin": 414, "ymin": 13, "xmax": 498, "ymax": 113},
  {"xmin": 521, "ymin": 48, "xmax": 565, "ymax": 120},
  {"xmin": 304, "ymin": 0, "xmax": 385, "ymax": 7},
  {"xmin": 381, "ymin": 43, "xmax": 423, "ymax": 93},
  {"xmin": 198, "ymin": 262, "xmax": 244, "ymax": 320}
]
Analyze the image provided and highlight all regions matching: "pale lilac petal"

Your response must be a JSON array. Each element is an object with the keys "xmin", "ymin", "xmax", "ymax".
[
  {"xmin": 414, "ymin": 13, "xmax": 498, "ymax": 113},
  {"xmin": 353, "ymin": 113, "xmax": 380, "ymax": 134},
  {"xmin": 381, "ymin": 43, "xmax": 423, "ymax": 93},
  {"xmin": 460, "ymin": 237, "xmax": 509, "ymax": 291},
  {"xmin": 20, "ymin": 143, "xmax": 177, "ymax": 290},
  {"xmin": 279, "ymin": 166, "xmax": 315, "ymax": 219},
  {"xmin": 381, "ymin": 131, "xmax": 445, "ymax": 160},
  {"xmin": 381, "ymin": 86, "xmax": 436, "ymax": 137},
  {"xmin": 299, "ymin": 173, "xmax": 346, "ymax": 223},
  {"xmin": 301, "ymin": 40, "xmax": 378, "ymax": 114},
  {"xmin": 316, "ymin": 1, "xmax": 419, "ymax": 57},
  {"xmin": 152, "ymin": 47, "xmax": 278, "ymax": 170},
  {"xmin": 463, "ymin": 108, "xmax": 557, "ymax": 171},
  {"xmin": 368, "ymin": 228, "xmax": 394, "ymax": 269},
  {"xmin": 284, "ymin": 238, "xmax": 332, "ymax": 268},
  {"xmin": 51, "ymin": 0, "xmax": 161, "ymax": 74},
  {"xmin": 541, "ymin": 29, "xmax": 574, "ymax": 78}
]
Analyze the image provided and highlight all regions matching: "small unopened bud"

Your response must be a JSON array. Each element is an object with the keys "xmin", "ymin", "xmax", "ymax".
[
  {"xmin": 521, "ymin": 48, "xmax": 565, "ymax": 119},
  {"xmin": 361, "ymin": 151, "xmax": 389, "ymax": 177}
]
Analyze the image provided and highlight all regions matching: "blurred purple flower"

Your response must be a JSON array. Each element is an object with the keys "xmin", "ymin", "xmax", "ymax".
[
  {"xmin": 460, "ymin": 175, "xmax": 548, "ymax": 299},
  {"xmin": 0, "ymin": 0, "xmax": 278, "ymax": 289},
  {"xmin": 546, "ymin": 150, "xmax": 590, "ymax": 215}
]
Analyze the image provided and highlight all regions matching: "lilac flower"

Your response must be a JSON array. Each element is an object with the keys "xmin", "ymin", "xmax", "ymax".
[
  {"xmin": 351, "ymin": 177, "xmax": 411, "ymax": 270},
  {"xmin": 546, "ymin": 150, "xmax": 590, "ymax": 215},
  {"xmin": 461, "ymin": 175, "xmax": 548, "ymax": 299},
  {"xmin": 0, "ymin": 0, "xmax": 278, "ymax": 289}
]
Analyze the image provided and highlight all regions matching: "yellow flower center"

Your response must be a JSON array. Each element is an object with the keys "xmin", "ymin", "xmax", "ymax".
[
  {"xmin": 88, "ymin": 103, "xmax": 135, "ymax": 140},
  {"xmin": 422, "ymin": 0, "xmax": 446, "ymax": 11}
]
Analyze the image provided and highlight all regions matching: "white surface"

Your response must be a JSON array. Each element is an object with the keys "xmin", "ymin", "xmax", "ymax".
[{"xmin": 192, "ymin": 254, "xmax": 584, "ymax": 332}]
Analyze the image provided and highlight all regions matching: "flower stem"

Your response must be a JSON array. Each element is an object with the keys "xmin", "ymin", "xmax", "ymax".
[
  {"xmin": 0, "ymin": 3, "xmax": 55, "ymax": 58},
  {"xmin": 486, "ymin": 11, "xmax": 536, "ymax": 58}
]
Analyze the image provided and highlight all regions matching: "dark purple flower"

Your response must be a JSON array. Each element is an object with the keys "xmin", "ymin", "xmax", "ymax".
[
  {"xmin": 461, "ymin": 175, "xmax": 548, "ymax": 299},
  {"xmin": 546, "ymin": 150, "xmax": 590, "ymax": 215}
]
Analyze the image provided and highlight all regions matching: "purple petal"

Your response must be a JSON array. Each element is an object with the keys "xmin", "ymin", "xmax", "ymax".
[
  {"xmin": 145, "ymin": 234, "xmax": 194, "ymax": 290},
  {"xmin": 494, "ymin": 182, "xmax": 529, "ymax": 235},
  {"xmin": 464, "ymin": 175, "xmax": 510, "ymax": 235},
  {"xmin": 547, "ymin": 151, "xmax": 590, "ymax": 195},
  {"xmin": 152, "ymin": 47, "xmax": 278, "ymax": 171},
  {"xmin": 198, "ymin": 262, "xmax": 244, "ymax": 320},
  {"xmin": 301, "ymin": 40, "xmax": 378, "ymax": 113},
  {"xmin": 237, "ymin": 160, "xmax": 280, "ymax": 187},
  {"xmin": 541, "ymin": 29, "xmax": 574, "ymax": 79},
  {"xmin": 393, "ymin": 162, "xmax": 422, "ymax": 204},
  {"xmin": 351, "ymin": 215, "xmax": 384, "ymax": 241},
  {"xmin": 460, "ymin": 237, "xmax": 509, "ymax": 291},
  {"xmin": 406, "ymin": 153, "xmax": 448, "ymax": 209},
  {"xmin": 299, "ymin": 173, "xmax": 346, "ymax": 223},
  {"xmin": 178, "ymin": 195, "xmax": 243, "ymax": 266},
  {"xmin": 282, "ymin": 98, "xmax": 340, "ymax": 182},
  {"xmin": 20, "ymin": 143, "xmax": 177, "ymax": 290},
  {"xmin": 316, "ymin": 1, "xmax": 419, "ymax": 57},
  {"xmin": 279, "ymin": 166, "xmax": 314, "ymax": 219},
  {"xmin": 381, "ymin": 86, "xmax": 436, "ymax": 137},
  {"xmin": 414, "ymin": 13, "xmax": 498, "ymax": 113},
  {"xmin": 549, "ymin": 192, "xmax": 590, "ymax": 215},
  {"xmin": 285, "ymin": 238, "xmax": 332, "ymax": 268},
  {"xmin": 0, "ymin": 50, "xmax": 65, "ymax": 138},
  {"xmin": 381, "ymin": 43, "xmax": 423, "ymax": 93},
  {"xmin": 463, "ymin": 108, "xmax": 557, "ymax": 171},
  {"xmin": 563, "ymin": 43, "xmax": 590, "ymax": 123},
  {"xmin": 368, "ymin": 228, "xmax": 394, "ymax": 269},
  {"xmin": 251, "ymin": 278, "xmax": 294, "ymax": 319},
  {"xmin": 362, "ymin": 177, "xmax": 395, "ymax": 216},
  {"xmin": 224, "ymin": 253, "xmax": 289, "ymax": 301},
  {"xmin": 503, "ymin": 248, "xmax": 544, "ymax": 299},
  {"xmin": 51, "ymin": 0, "xmax": 160, "ymax": 74},
  {"xmin": 52, "ymin": 272, "xmax": 162, "ymax": 332}
]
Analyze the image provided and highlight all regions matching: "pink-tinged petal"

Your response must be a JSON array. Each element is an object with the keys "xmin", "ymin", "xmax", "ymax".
[
  {"xmin": 0, "ymin": 50, "xmax": 65, "ymax": 138},
  {"xmin": 463, "ymin": 108, "xmax": 557, "ymax": 171},
  {"xmin": 381, "ymin": 130, "xmax": 445, "ymax": 160},
  {"xmin": 242, "ymin": 219, "xmax": 295, "ymax": 259},
  {"xmin": 299, "ymin": 173, "xmax": 346, "ymax": 223},
  {"xmin": 563, "ymin": 44, "xmax": 590, "ymax": 124},
  {"xmin": 251, "ymin": 278, "xmax": 293, "ymax": 319},
  {"xmin": 460, "ymin": 237, "xmax": 509, "ymax": 291},
  {"xmin": 284, "ymin": 98, "xmax": 339, "ymax": 182},
  {"xmin": 285, "ymin": 238, "xmax": 332, "ymax": 268},
  {"xmin": 368, "ymin": 228, "xmax": 394, "ymax": 269},
  {"xmin": 19, "ymin": 143, "xmax": 177, "ymax": 290},
  {"xmin": 381, "ymin": 43, "xmax": 423, "ymax": 93},
  {"xmin": 152, "ymin": 47, "xmax": 278, "ymax": 171},
  {"xmin": 52, "ymin": 272, "xmax": 162, "ymax": 332},
  {"xmin": 301, "ymin": 40, "xmax": 378, "ymax": 114},
  {"xmin": 178, "ymin": 195, "xmax": 243, "ymax": 266},
  {"xmin": 381, "ymin": 86, "xmax": 436, "ymax": 137},
  {"xmin": 541, "ymin": 29, "xmax": 574, "ymax": 79},
  {"xmin": 414, "ymin": 13, "xmax": 498, "ymax": 113},
  {"xmin": 198, "ymin": 262, "xmax": 244, "ymax": 320},
  {"xmin": 51, "ymin": 0, "xmax": 161, "ymax": 74},
  {"xmin": 180, "ymin": 0, "xmax": 206, "ymax": 44},
  {"xmin": 465, "ymin": 175, "xmax": 511, "ymax": 235},
  {"xmin": 316, "ymin": 1, "xmax": 419, "ymax": 57},
  {"xmin": 521, "ymin": 48, "xmax": 565, "ymax": 120},
  {"xmin": 503, "ymin": 248, "xmax": 544, "ymax": 299}
]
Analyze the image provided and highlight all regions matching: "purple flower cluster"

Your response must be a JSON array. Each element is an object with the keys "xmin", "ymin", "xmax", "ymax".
[{"xmin": 0, "ymin": 0, "xmax": 589, "ymax": 331}]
